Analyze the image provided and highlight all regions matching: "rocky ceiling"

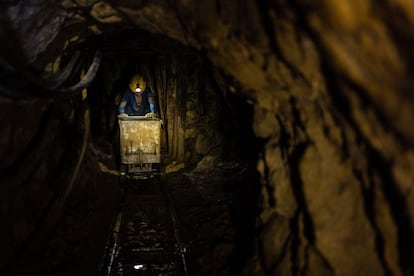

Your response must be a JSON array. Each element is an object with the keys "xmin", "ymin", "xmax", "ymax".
[{"xmin": 1, "ymin": 0, "xmax": 414, "ymax": 275}]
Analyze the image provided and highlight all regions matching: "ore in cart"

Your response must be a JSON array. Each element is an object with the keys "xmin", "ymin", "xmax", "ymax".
[{"xmin": 118, "ymin": 116, "xmax": 162, "ymax": 180}]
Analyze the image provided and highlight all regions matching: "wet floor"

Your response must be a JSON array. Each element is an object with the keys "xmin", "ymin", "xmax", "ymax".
[
  {"xmin": 101, "ymin": 177, "xmax": 187, "ymax": 275},
  {"xmin": 99, "ymin": 158, "xmax": 257, "ymax": 276}
]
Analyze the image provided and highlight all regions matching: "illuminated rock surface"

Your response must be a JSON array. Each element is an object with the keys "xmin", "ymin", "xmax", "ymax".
[{"xmin": 0, "ymin": 1, "xmax": 413, "ymax": 275}]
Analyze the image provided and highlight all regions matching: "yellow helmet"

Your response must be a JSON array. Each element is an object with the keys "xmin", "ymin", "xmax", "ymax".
[{"xmin": 129, "ymin": 74, "xmax": 147, "ymax": 92}]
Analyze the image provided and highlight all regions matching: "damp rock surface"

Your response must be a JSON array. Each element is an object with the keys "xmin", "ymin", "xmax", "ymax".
[{"xmin": 1, "ymin": 1, "xmax": 414, "ymax": 275}]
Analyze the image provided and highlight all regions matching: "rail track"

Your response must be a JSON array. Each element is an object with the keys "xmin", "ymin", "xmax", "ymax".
[{"xmin": 99, "ymin": 176, "xmax": 188, "ymax": 275}]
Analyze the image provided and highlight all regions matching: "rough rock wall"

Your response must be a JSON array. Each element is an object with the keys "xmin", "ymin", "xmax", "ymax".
[
  {"xmin": 1, "ymin": 0, "xmax": 414, "ymax": 275},
  {"xmin": 151, "ymin": 54, "xmax": 224, "ymax": 163},
  {"xmin": 0, "ymin": 98, "xmax": 89, "ymax": 269}
]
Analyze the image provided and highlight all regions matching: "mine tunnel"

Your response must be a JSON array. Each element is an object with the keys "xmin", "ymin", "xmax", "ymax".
[{"xmin": 1, "ymin": 1, "xmax": 414, "ymax": 276}]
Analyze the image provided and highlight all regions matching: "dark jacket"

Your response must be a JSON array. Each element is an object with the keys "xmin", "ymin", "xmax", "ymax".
[{"xmin": 118, "ymin": 87, "xmax": 155, "ymax": 116}]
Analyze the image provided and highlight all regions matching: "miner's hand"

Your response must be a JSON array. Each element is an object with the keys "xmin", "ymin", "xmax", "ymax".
[{"xmin": 145, "ymin": 112, "xmax": 158, "ymax": 118}]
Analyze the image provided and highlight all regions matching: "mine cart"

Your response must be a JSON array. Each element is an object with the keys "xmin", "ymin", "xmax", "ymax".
[{"xmin": 118, "ymin": 116, "xmax": 162, "ymax": 180}]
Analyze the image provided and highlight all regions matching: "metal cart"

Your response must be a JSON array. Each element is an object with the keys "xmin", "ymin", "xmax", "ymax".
[{"xmin": 118, "ymin": 116, "xmax": 162, "ymax": 180}]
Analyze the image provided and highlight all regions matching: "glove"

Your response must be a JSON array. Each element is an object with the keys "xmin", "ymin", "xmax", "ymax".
[
  {"xmin": 118, "ymin": 113, "xmax": 128, "ymax": 118},
  {"xmin": 145, "ymin": 112, "xmax": 158, "ymax": 118}
]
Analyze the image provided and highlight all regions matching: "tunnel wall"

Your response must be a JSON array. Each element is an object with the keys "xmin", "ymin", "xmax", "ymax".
[
  {"xmin": 151, "ymin": 54, "xmax": 227, "ymax": 163},
  {"xmin": 1, "ymin": 1, "xmax": 414, "ymax": 275},
  {"xmin": 0, "ymin": 94, "xmax": 121, "ymax": 273},
  {"xmin": 0, "ymin": 98, "xmax": 85, "ymax": 268}
]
